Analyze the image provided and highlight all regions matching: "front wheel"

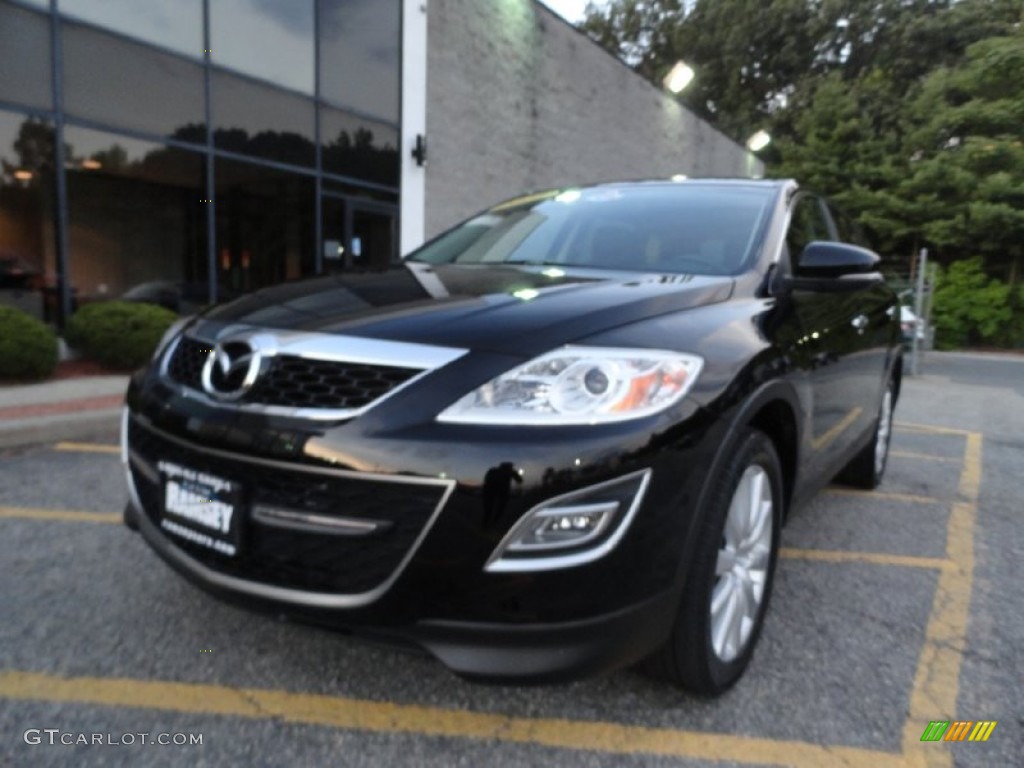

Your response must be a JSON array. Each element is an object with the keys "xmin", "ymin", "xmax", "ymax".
[{"xmin": 647, "ymin": 429, "xmax": 783, "ymax": 695}]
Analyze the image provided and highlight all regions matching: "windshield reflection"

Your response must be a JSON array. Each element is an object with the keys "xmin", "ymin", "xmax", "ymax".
[{"xmin": 408, "ymin": 184, "xmax": 775, "ymax": 277}]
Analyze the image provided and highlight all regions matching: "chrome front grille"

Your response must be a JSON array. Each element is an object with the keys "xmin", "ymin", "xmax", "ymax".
[
  {"xmin": 166, "ymin": 336, "xmax": 211, "ymax": 389},
  {"xmin": 161, "ymin": 329, "xmax": 466, "ymax": 418},
  {"xmin": 248, "ymin": 355, "xmax": 420, "ymax": 409}
]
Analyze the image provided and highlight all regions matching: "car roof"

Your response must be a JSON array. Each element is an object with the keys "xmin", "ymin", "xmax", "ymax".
[
  {"xmin": 489, "ymin": 179, "xmax": 795, "ymax": 212},
  {"xmin": 597, "ymin": 178, "xmax": 791, "ymax": 188},
  {"xmin": 532, "ymin": 178, "xmax": 795, "ymax": 198}
]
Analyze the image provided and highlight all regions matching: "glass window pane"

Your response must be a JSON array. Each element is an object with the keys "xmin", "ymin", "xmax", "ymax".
[
  {"xmin": 352, "ymin": 207, "xmax": 397, "ymax": 269},
  {"xmin": 787, "ymin": 196, "xmax": 832, "ymax": 257},
  {"xmin": 210, "ymin": 0, "xmax": 314, "ymax": 93},
  {"xmin": 65, "ymin": 126, "xmax": 208, "ymax": 313},
  {"xmin": 319, "ymin": 0, "xmax": 400, "ymax": 122},
  {"xmin": 215, "ymin": 158, "xmax": 315, "ymax": 298},
  {"xmin": 0, "ymin": 2, "xmax": 52, "ymax": 110},
  {"xmin": 63, "ymin": 22, "xmax": 205, "ymax": 141},
  {"xmin": 322, "ymin": 178, "xmax": 397, "ymax": 204},
  {"xmin": 321, "ymin": 107, "xmax": 398, "ymax": 186},
  {"xmin": 213, "ymin": 72, "xmax": 316, "ymax": 166},
  {"xmin": 320, "ymin": 196, "xmax": 398, "ymax": 273},
  {"xmin": 58, "ymin": 0, "xmax": 202, "ymax": 58},
  {"xmin": 0, "ymin": 110, "xmax": 58, "ymax": 323}
]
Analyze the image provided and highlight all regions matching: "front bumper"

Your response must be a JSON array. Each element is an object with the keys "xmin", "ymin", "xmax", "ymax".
[
  {"xmin": 123, "ymin": 377, "xmax": 723, "ymax": 681},
  {"xmin": 127, "ymin": 487, "xmax": 676, "ymax": 682}
]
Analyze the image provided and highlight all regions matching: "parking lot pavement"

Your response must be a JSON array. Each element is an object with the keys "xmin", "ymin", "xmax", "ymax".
[{"xmin": 1, "ymin": 352, "xmax": 1020, "ymax": 768}]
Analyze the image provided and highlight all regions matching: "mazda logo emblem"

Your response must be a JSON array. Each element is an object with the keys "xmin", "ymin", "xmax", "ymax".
[{"xmin": 201, "ymin": 341, "xmax": 261, "ymax": 400}]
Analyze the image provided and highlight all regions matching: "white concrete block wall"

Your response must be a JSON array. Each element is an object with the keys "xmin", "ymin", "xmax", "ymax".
[{"xmin": 423, "ymin": 0, "xmax": 763, "ymax": 237}]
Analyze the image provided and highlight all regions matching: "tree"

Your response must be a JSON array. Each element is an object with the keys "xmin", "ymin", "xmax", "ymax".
[
  {"xmin": 582, "ymin": 0, "xmax": 1024, "ymax": 345},
  {"xmin": 769, "ymin": 70, "xmax": 913, "ymax": 255},
  {"xmin": 898, "ymin": 32, "xmax": 1024, "ymax": 282},
  {"xmin": 583, "ymin": 0, "xmax": 825, "ymax": 139},
  {"xmin": 581, "ymin": 0, "xmax": 684, "ymax": 71},
  {"xmin": 583, "ymin": 0, "xmax": 1022, "ymax": 155}
]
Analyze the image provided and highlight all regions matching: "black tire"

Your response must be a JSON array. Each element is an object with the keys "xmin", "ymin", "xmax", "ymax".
[
  {"xmin": 646, "ymin": 429, "xmax": 783, "ymax": 695},
  {"xmin": 836, "ymin": 378, "xmax": 895, "ymax": 490}
]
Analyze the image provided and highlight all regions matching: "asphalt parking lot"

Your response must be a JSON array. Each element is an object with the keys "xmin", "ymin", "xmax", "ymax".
[{"xmin": 1, "ymin": 351, "xmax": 1021, "ymax": 768}]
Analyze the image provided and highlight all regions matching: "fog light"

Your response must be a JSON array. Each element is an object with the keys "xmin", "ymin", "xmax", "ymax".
[
  {"xmin": 485, "ymin": 469, "xmax": 651, "ymax": 573},
  {"xmin": 506, "ymin": 502, "xmax": 618, "ymax": 552}
]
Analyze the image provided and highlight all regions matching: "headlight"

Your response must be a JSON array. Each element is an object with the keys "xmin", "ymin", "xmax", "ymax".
[
  {"xmin": 152, "ymin": 316, "xmax": 192, "ymax": 361},
  {"xmin": 437, "ymin": 346, "xmax": 703, "ymax": 425}
]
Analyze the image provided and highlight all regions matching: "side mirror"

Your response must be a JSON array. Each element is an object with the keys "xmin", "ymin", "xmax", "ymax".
[{"xmin": 796, "ymin": 241, "xmax": 880, "ymax": 279}]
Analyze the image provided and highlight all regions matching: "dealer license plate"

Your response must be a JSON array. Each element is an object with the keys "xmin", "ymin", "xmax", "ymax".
[{"xmin": 158, "ymin": 461, "xmax": 242, "ymax": 557}]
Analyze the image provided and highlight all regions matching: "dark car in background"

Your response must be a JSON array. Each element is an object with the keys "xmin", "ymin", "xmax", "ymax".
[{"xmin": 122, "ymin": 180, "xmax": 901, "ymax": 694}]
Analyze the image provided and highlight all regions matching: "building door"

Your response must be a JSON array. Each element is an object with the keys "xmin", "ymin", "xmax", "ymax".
[
  {"xmin": 321, "ymin": 194, "xmax": 398, "ymax": 272},
  {"xmin": 351, "ymin": 204, "xmax": 398, "ymax": 269}
]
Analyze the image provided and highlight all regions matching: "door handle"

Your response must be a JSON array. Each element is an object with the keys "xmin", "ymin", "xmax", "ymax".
[{"xmin": 851, "ymin": 314, "xmax": 869, "ymax": 332}]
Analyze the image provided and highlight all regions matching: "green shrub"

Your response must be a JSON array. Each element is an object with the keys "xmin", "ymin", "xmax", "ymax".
[
  {"xmin": 0, "ymin": 306, "xmax": 59, "ymax": 380},
  {"xmin": 65, "ymin": 301, "xmax": 178, "ymax": 369},
  {"xmin": 931, "ymin": 257, "xmax": 1012, "ymax": 350}
]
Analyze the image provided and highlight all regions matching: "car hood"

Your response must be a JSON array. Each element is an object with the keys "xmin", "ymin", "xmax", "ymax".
[{"xmin": 202, "ymin": 263, "xmax": 734, "ymax": 356}]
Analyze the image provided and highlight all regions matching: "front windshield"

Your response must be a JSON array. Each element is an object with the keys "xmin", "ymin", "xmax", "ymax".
[{"xmin": 408, "ymin": 184, "xmax": 776, "ymax": 276}]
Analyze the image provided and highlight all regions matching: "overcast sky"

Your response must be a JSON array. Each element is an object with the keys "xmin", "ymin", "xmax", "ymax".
[{"xmin": 538, "ymin": 0, "xmax": 596, "ymax": 23}]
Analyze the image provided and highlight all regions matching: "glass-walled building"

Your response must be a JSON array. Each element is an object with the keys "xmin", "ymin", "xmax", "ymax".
[
  {"xmin": 0, "ymin": 0, "xmax": 401, "ymax": 322},
  {"xmin": 1, "ymin": 0, "xmax": 761, "ymax": 327}
]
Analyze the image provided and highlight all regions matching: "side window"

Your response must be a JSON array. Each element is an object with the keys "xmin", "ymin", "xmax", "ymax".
[
  {"xmin": 830, "ymin": 205, "xmax": 868, "ymax": 247},
  {"xmin": 786, "ymin": 195, "xmax": 833, "ymax": 259}
]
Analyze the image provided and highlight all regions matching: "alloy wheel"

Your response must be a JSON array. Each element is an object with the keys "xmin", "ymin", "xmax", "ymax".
[
  {"xmin": 711, "ymin": 465, "xmax": 774, "ymax": 662},
  {"xmin": 875, "ymin": 388, "xmax": 893, "ymax": 477}
]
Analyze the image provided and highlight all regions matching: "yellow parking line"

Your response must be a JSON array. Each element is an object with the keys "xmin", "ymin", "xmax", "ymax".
[
  {"xmin": 0, "ymin": 507, "xmax": 121, "ymax": 524},
  {"xmin": 780, "ymin": 548, "xmax": 952, "ymax": 571},
  {"xmin": 0, "ymin": 669, "xmax": 906, "ymax": 768},
  {"xmin": 55, "ymin": 441, "xmax": 120, "ymax": 455},
  {"xmin": 901, "ymin": 431, "xmax": 982, "ymax": 768},
  {"xmin": 825, "ymin": 488, "xmax": 943, "ymax": 505},
  {"xmin": 889, "ymin": 451, "xmax": 960, "ymax": 463},
  {"xmin": 894, "ymin": 422, "xmax": 971, "ymax": 437},
  {"xmin": 0, "ymin": 427, "xmax": 989, "ymax": 767}
]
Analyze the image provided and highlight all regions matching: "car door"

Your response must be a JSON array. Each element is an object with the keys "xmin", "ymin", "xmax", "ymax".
[
  {"xmin": 784, "ymin": 194, "xmax": 878, "ymax": 480},
  {"xmin": 825, "ymin": 201, "xmax": 893, "ymax": 432}
]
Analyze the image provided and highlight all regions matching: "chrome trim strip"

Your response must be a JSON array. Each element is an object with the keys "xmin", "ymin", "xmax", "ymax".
[
  {"xmin": 157, "ymin": 333, "xmax": 187, "ymax": 379},
  {"xmin": 485, "ymin": 469, "xmax": 653, "ymax": 573},
  {"xmin": 129, "ymin": 449, "xmax": 159, "ymax": 485},
  {"xmin": 123, "ymin": 414, "xmax": 456, "ymax": 609},
  {"xmin": 206, "ymin": 325, "xmax": 467, "ymax": 369},
  {"xmin": 122, "ymin": 408, "xmax": 146, "ymax": 518},
  {"xmin": 160, "ymin": 327, "xmax": 468, "ymax": 421},
  {"xmin": 252, "ymin": 505, "xmax": 391, "ymax": 537}
]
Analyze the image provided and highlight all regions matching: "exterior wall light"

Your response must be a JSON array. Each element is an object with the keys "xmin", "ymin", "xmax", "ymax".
[
  {"xmin": 746, "ymin": 130, "xmax": 771, "ymax": 152},
  {"xmin": 663, "ymin": 61, "xmax": 695, "ymax": 94},
  {"xmin": 412, "ymin": 133, "xmax": 428, "ymax": 167}
]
